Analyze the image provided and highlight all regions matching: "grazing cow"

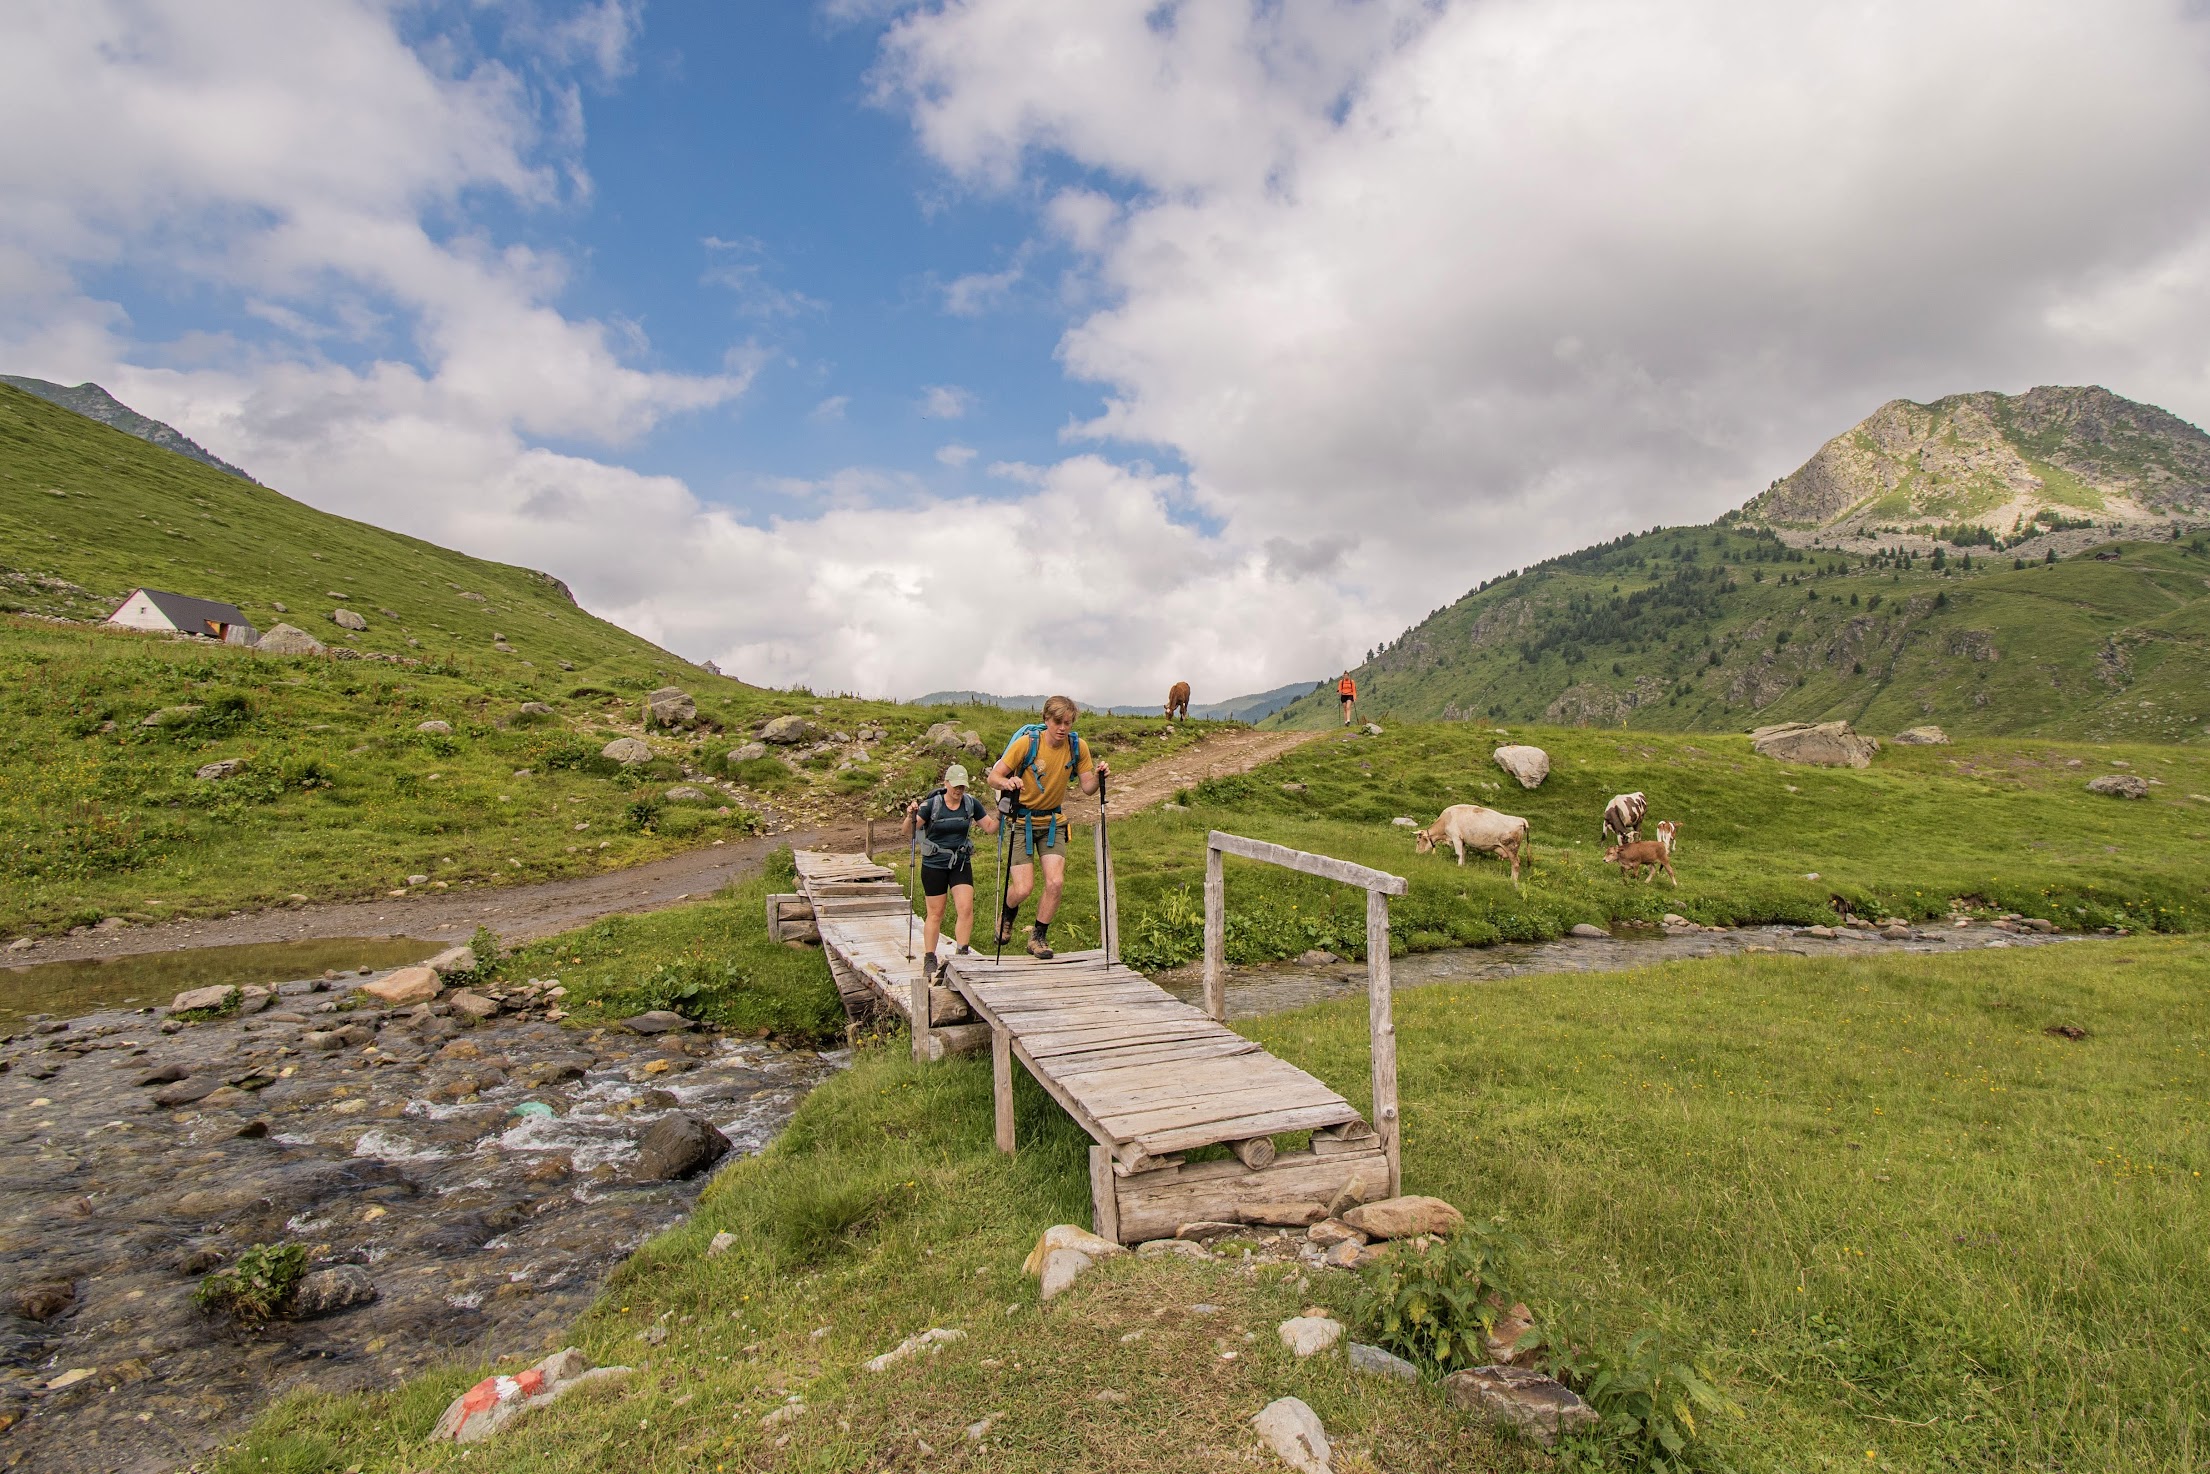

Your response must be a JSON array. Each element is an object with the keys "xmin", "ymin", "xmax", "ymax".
[
  {"xmin": 1165, "ymin": 681, "xmax": 1191, "ymax": 720},
  {"xmin": 1413, "ymin": 803, "xmax": 1531, "ymax": 888},
  {"xmin": 1604, "ymin": 820, "xmax": 1680, "ymax": 887},
  {"xmin": 1602, "ymin": 791, "xmax": 1647, "ymax": 846}
]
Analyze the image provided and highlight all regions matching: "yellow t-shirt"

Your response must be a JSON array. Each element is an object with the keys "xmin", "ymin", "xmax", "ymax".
[{"xmin": 1000, "ymin": 728, "xmax": 1095, "ymax": 812}]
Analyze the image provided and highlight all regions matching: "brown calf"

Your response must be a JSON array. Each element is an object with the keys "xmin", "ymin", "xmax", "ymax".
[{"xmin": 1603, "ymin": 820, "xmax": 1680, "ymax": 887}]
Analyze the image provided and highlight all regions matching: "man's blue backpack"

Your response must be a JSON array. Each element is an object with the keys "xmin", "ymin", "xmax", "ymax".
[{"xmin": 1008, "ymin": 722, "xmax": 1082, "ymax": 812}]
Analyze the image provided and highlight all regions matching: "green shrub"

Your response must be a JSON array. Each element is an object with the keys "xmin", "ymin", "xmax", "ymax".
[
  {"xmin": 1351, "ymin": 1219, "xmax": 1528, "ymax": 1377},
  {"xmin": 193, "ymin": 1242, "xmax": 307, "ymax": 1327},
  {"xmin": 1541, "ymin": 1328, "xmax": 1737, "ymax": 1473}
]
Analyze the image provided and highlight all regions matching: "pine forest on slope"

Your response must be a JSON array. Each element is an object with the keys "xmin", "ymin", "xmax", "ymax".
[{"xmin": 1270, "ymin": 386, "xmax": 2210, "ymax": 741}]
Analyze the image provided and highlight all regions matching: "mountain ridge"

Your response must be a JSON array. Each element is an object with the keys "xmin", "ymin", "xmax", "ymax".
[
  {"xmin": 914, "ymin": 680, "xmax": 1318, "ymax": 723},
  {"xmin": 1, "ymin": 374, "xmax": 260, "ymax": 484}
]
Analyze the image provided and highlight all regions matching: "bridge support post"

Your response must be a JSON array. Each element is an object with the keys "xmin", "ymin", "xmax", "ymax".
[
  {"xmin": 1202, "ymin": 844, "xmax": 1226, "ymax": 1020},
  {"xmin": 1366, "ymin": 887, "xmax": 1401, "ymax": 1198},
  {"xmin": 991, "ymin": 1025, "xmax": 1015, "ymax": 1153}
]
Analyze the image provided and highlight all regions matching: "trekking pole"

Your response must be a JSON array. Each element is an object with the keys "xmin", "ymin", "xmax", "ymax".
[
  {"xmin": 993, "ymin": 784, "xmax": 1016, "ymax": 965},
  {"xmin": 1096, "ymin": 769, "xmax": 1113, "ymax": 970},
  {"xmin": 905, "ymin": 799, "xmax": 920, "ymax": 960}
]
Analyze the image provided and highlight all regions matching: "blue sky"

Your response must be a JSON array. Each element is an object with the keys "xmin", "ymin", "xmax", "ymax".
[{"xmin": 4, "ymin": 2, "xmax": 2209, "ymax": 702}]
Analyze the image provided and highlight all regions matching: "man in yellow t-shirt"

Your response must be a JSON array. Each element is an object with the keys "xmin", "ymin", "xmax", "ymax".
[{"xmin": 985, "ymin": 694, "xmax": 1108, "ymax": 960}]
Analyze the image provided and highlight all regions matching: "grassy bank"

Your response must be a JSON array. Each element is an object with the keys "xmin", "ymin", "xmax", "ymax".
[
  {"xmin": 0, "ymin": 616, "xmax": 1221, "ymax": 936},
  {"xmin": 911, "ymin": 722, "xmax": 2209, "ymax": 971},
  {"xmin": 219, "ymin": 926, "xmax": 2207, "ymax": 1472}
]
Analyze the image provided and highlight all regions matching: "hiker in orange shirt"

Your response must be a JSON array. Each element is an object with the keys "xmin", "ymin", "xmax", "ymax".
[{"xmin": 1337, "ymin": 672, "xmax": 1357, "ymax": 726}]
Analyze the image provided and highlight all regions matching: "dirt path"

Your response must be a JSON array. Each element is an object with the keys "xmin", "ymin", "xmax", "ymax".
[
  {"xmin": 1089, "ymin": 726, "xmax": 1323, "ymax": 816},
  {"xmin": 14, "ymin": 824, "xmax": 865, "ymax": 965},
  {"xmin": 13, "ymin": 727, "xmax": 1318, "ymax": 967}
]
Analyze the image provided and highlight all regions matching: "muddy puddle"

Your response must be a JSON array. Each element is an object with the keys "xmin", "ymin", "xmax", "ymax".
[
  {"xmin": 0, "ymin": 938, "xmax": 436, "ymax": 1032},
  {"xmin": 0, "ymin": 969, "xmax": 841, "ymax": 1474},
  {"xmin": 1159, "ymin": 918, "xmax": 2077, "ymax": 1018}
]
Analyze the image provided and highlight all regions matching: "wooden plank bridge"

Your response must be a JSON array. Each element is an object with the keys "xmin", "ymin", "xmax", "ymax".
[{"xmin": 779, "ymin": 831, "xmax": 1405, "ymax": 1243}]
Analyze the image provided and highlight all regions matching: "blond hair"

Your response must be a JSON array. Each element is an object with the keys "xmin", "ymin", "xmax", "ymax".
[{"xmin": 1042, "ymin": 694, "xmax": 1077, "ymax": 723}]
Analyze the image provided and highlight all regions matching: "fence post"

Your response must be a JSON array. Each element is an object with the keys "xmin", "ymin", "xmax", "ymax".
[
  {"xmin": 1203, "ymin": 841, "xmax": 1226, "ymax": 1021},
  {"xmin": 1366, "ymin": 886, "xmax": 1401, "ymax": 1197},
  {"xmin": 1094, "ymin": 817, "xmax": 1120, "ymax": 964}
]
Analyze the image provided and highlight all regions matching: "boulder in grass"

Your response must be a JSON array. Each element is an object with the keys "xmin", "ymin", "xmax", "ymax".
[
  {"xmin": 762, "ymin": 714, "xmax": 817, "ymax": 745},
  {"xmin": 601, "ymin": 737, "xmax": 654, "ymax": 765},
  {"xmin": 1251, "ymin": 1397, "xmax": 1332, "ymax": 1474},
  {"xmin": 431, "ymin": 1348, "xmax": 632, "ymax": 1444},
  {"xmin": 1442, "ymin": 1365, "xmax": 1597, "ymax": 1446},
  {"xmin": 1349, "ymin": 1342, "xmax": 1419, "ymax": 1381},
  {"xmin": 664, "ymin": 786, "xmax": 707, "ymax": 802},
  {"xmin": 1340, "ymin": 1195, "xmax": 1465, "ymax": 1240},
  {"xmin": 195, "ymin": 758, "xmax": 247, "ymax": 781},
  {"xmin": 644, "ymin": 687, "xmax": 696, "ymax": 728},
  {"xmin": 332, "ymin": 608, "xmax": 368, "ymax": 632},
  {"xmin": 1492, "ymin": 744, "xmax": 1550, "ymax": 789},
  {"xmin": 1893, "ymin": 725, "xmax": 1950, "ymax": 745},
  {"xmin": 1038, "ymin": 1248, "xmax": 1094, "ymax": 1301},
  {"xmin": 727, "ymin": 742, "xmax": 768, "ymax": 764},
  {"xmin": 2087, "ymin": 773, "xmax": 2149, "ymax": 799},
  {"xmin": 254, "ymin": 623, "xmax": 325, "ymax": 655},
  {"xmin": 1022, "ymin": 1224, "xmax": 1125, "ymax": 1275},
  {"xmin": 1750, "ymin": 721, "xmax": 1880, "ymax": 769},
  {"xmin": 862, "ymin": 1327, "xmax": 964, "ymax": 1373},
  {"xmin": 1278, "ymin": 1316, "xmax": 1344, "ymax": 1359},
  {"xmin": 416, "ymin": 720, "xmax": 452, "ymax": 735},
  {"xmin": 518, "ymin": 701, "xmax": 556, "ymax": 717}
]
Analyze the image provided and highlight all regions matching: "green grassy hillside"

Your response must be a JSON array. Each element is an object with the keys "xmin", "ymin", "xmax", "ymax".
[
  {"xmin": 0, "ymin": 381, "xmax": 1223, "ymax": 937},
  {"xmin": 1267, "ymin": 524, "xmax": 2210, "ymax": 741}
]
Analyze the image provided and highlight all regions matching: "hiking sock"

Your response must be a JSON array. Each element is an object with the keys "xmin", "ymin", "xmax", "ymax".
[{"xmin": 1033, "ymin": 920, "xmax": 1050, "ymax": 942}]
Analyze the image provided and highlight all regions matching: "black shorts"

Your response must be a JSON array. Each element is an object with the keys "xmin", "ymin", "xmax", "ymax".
[
  {"xmin": 1338, "ymin": 692, "xmax": 1353, "ymax": 704},
  {"xmin": 921, "ymin": 859, "xmax": 975, "ymax": 897}
]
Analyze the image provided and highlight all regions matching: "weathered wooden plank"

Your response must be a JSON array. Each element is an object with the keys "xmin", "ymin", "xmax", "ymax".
[
  {"xmin": 1112, "ymin": 1147, "xmax": 1389, "ymax": 1244},
  {"xmin": 1089, "ymin": 1082, "xmax": 1348, "ymax": 1137},
  {"xmin": 1203, "ymin": 843, "xmax": 1225, "ymax": 1021},
  {"xmin": 1135, "ymin": 1103, "xmax": 1362, "ymax": 1157},
  {"xmin": 1016, "ymin": 1021, "xmax": 1231, "ymax": 1057},
  {"xmin": 923, "ymin": 1023, "xmax": 990, "ymax": 1060},
  {"xmin": 1367, "ymin": 886, "xmax": 1401, "ymax": 1198},
  {"xmin": 1046, "ymin": 1037, "xmax": 1264, "ymax": 1077},
  {"xmin": 992, "ymin": 1027, "xmax": 1015, "ymax": 1153},
  {"xmin": 1207, "ymin": 831, "xmax": 1408, "ymax": 896},
  {"xmin": 1069, "ymin": 1055, "xmax": 1330, "ymax": 1108},
  {"xmin": 1090, "ymin": 1145, "xmax": 1120, "ymax": 1243}
]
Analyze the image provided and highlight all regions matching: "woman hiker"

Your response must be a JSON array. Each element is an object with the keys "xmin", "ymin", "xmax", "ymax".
[
  {"xmin": 902, "ymin": 763, "xmax": 1000, "ymax": 986},
  {"xmin": 986, "ymin": 694, "xmax": 1108, "ymax": 960}
]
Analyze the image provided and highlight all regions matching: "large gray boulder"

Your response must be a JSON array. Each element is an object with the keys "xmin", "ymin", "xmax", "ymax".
[
  {"xmin": 1443, "ymin": 1366, "xmax": 1598, "ymax": 1445},
  {"xmin": 925, "ymin": 721, "xmax": 965, "ymax": 750},
  {"xmin": 1893, "ymin": 725, "xmax": 1950, "ymax": 745},
  {"xmin": 332, "ymin": 608, "xmax": 368, "ymax": 632},
  {"xmin": 726, "ymin": 741, "xmax": 768, "ymax": 764},
  {"xmin": 2087, "ymin": 773, "xmax": 2150, "ymax": 798},
  {"xmin": 1492, "ymin": 744, "xmax": 1550, "ymax": 789},
  {"xmin": 1750, "ymin": 721, "xmax": 1880, "ymax": 769},
  {"xmin": 644, "ymin": 687, "xmax": 696, "ymax": 727},
  {"xmin": 255, "ymin": 623, "xmax": 325, "ymax": 656},
  {"xmin": 601, "ymin": 737, "xmax": 655, "ymax": 765},
  {"xmin": 761, "ymin": 715, "xmax": 816, "ymax": 745}
]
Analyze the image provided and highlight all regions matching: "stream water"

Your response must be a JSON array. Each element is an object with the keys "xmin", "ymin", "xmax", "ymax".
[{"xmin": 0, "ymin": 938, "xmax": 437, "ymax": 1032}]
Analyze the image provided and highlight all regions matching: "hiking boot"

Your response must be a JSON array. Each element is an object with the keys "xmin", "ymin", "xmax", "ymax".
[
  {"xmin": 1026, "ymin": 935, "xmax": 1055, "ymax": 961},
  {"xmin": 995, "ymin": 912, "xmax": 1018, "ymax": 947},
  {"xmin": 956, "ymin": 943, "xmax": 974, "ymax": 956},
  {"xmin": 922, "ymin": 954, "xmax": 940, "ymax": 985}
]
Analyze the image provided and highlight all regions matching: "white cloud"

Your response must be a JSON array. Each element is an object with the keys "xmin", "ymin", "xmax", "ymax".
[
  {"xmin": 941, "ymin": 258, "xmax": 1023, "ymax": 316},
  {"xmin": 809, "ymin": 393, "xmax": 851, "ymax": 423},
  {"xmin": 701, "ymin": 235, "xmax": 827, "ymax": 319},
  {"xmin": 919, "ymin": 383, "xmax": 974, "ymax": 418},
  {"xmin": 935, "ymin": 442, "xmax": 978, "ymax": 467},
  {"xmin": 874, "ymin": 0, "xmax": 2210, "ymax": 630}
]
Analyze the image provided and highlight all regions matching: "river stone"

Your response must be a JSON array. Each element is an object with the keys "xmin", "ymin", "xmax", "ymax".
[
  {"xmin": 645, "ymin": 687, "xmax": 697, "ymax": 727},
  {"xmin": 416, "ymin": 720, "xmax": 452, "ymax": 735},
  {"xmin": 622, "ymin": 1010, "xmax": 691, "ymax": 1034},
  {"xmin": 761, "ymin": 715, "xmax": 816, "ymax": 745},
  {"xmin": 431, "ymin": 1348, "xmax": 623, "ymax": 1444},
  {"xmin": 1278, "ymin": 1315, "xmax": 1344, "ymax": 1358},
  {"xmin": 1750, "ymin": 720, "xmax": 1880, "ymax": 769},
  {"xmin": 135, "ymin": 1063, "xmax": 190, "ymax": 1086},
  {"xmin": 448, "ymin": 990, "xmax": 499, "ymax": 1021},
  {"xmin": 634, "ymin": 1113, "xmax": 730, "ymax": 1180},
  {"xmin": 1893, "ymin": 725, "xmax": 1950, "ymax": 745},
  {"xmin": 1251, "ymin": 1396, "xmax": 1331, "ymax": 1474},
  {"xmin": 601, "ymin": 737, "xmax": 654, "ymax": 765},
  {"xmin": 727, "ymin": 742, "xmax": 768, "ymax": 763},
  {"xmin": 1341, "ymin": 1196, "xmax": 1465, "ymax": 1240},
  {"xmin": 171, "ymin": 984, "xmax": 238, "ymax": 1014},
  {"xmin": 332, "ymin": 608, "xmax": 368, "ymax": 631},
  {"xmin": 292, "ymin": 1265, "xmax": 377, "ymax": 1317},
  {"xmin": 255, "ymin": 622, "xmax": 325, "ymax": 655},
  {"xmin": 1492, "ymin": 744, "xmax": 1550, "ymax": 789},
  {"xmin": 1442, "ymin": 1365, "xmax": 1597, "ymax": 1445},
  {"xmin": 195, "ymin": 758, "xmax": 247, "ymax": 781},
  {"xmin": 427, "ymin": 945, "xmax": 477, "ymax": 976},
  {"xmin": 151, "ymin": 1076, "xmax": 223, "ymax": 1107},
  {"xmin": 361, "ymin": 966, "xmax": 442, "ymax": 1005},
  {"xmin": 1348, "ymin": 1342, "xmax": 1419, "ymax": 1381},
  {"xmin": 2087, "ymin": 773, "xmax": 2149, "ymax": 798},
  {"xmin": 10, "ymin": 1281, "xmax": 75, "ymax": 1322},
  {"xmin": 1569, "ymin": 923, "xmax": 1608, "ymax": 939}
]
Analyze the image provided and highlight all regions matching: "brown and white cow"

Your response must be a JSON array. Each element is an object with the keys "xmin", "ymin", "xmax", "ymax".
[
  {"xmin": 1602, "ymin": 791, "xmax": 1647, "ymax": 846},
  {"xmin": 1165, "ymin": 681, "xmax": 1191, "ymax": 720},
  {"xmin": 1413, "ymin": 803, "xmax": 1531, "ymax": 888},
  {"xmin": 1604, "ymin": 820, "xmax": 1680, "ymax": 887}
]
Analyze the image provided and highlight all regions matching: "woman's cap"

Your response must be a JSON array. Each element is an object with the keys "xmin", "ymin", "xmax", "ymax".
[{"xmin": 942, "ymin": 763, "xmax": 971, "ymax": 789}]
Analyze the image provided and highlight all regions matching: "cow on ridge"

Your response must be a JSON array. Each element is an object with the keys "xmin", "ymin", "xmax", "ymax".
[{"xmin": 1165, "ymin": 681, "xmax": 1191, "ymax": 721}]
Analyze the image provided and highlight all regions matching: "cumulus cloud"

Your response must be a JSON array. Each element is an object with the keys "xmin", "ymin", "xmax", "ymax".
[
  {"xmin": 919, "ymin": 383, "xmax": 974, "ymax": 418},
  {"xmin": 808, "ymin": 393, "xmax": 851, "ymax": 423},
  {"xmin": 935, "ymin": 442, "xmax": 978, "ymax": 467},
  {"xmin": 876, "ymin": 0, "xmax": 2210, "ymax": 620}
]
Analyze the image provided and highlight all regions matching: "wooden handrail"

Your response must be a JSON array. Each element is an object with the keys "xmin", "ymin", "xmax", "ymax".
[{"xmin": 1205, "ymin": 831, "xmax": 1408, "ymax": 895}]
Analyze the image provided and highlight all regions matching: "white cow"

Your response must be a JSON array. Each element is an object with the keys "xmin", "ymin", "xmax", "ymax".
[
  {"xmin": 1602, "ymin": 791, "xmax": 1647, "ymax": 846},
  {"xmin": 1413, "ymin": 803, "xmax": 1531, "ymax": 888}
]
